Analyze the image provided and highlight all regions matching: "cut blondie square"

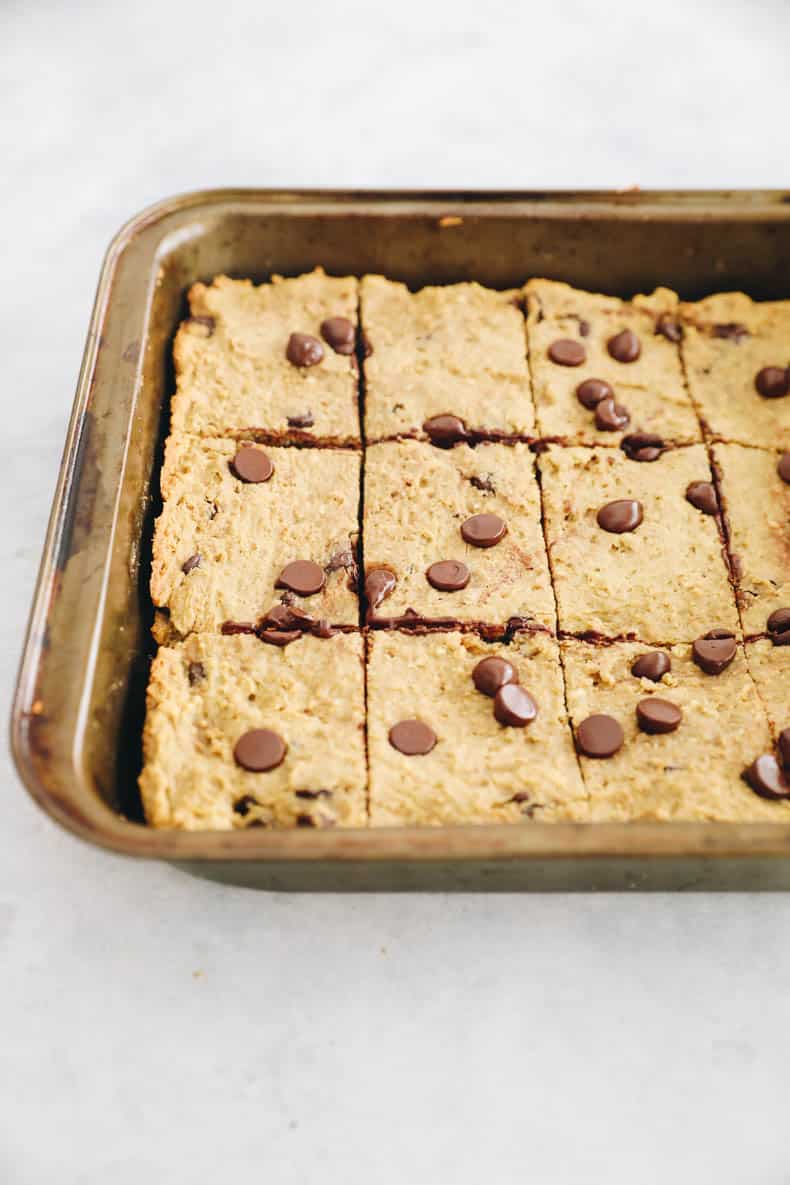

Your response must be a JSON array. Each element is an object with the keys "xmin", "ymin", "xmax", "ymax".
[{"xmin": 746, "ymin": 639, "xmax": 790, "ymax": 742}]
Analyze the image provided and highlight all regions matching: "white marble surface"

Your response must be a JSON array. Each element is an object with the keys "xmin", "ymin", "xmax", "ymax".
[{"xmin": 2, "ymin": 0, "xmax": 790, "ymax": 1180}]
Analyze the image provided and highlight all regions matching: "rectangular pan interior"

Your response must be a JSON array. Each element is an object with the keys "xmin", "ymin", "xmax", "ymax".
[{"xmin": 12, "ymin": 189, "xmax": 790, "ymax": 890}]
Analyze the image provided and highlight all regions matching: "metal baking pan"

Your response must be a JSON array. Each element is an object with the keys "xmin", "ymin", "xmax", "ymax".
[{"xmin": 11, "ymin": 188, "xmax": 790, "ymax": 891}]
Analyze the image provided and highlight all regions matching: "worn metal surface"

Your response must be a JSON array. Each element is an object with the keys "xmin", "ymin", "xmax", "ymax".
[{"xmin": 10, "ymin": 189, "xmax": 790, "ymax": 889}]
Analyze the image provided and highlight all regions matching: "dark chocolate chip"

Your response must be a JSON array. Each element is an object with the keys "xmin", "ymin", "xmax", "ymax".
[
  {"xmin": 767, "ymin": 608, "xmax": 790, "ymax": 644},
  {"xmin": 231, "ymin": 446, "xmax": 274, "ymax": 483},
  {"xmin": 182, "ymin": 554, "xmax": 201, "ymax": 574},
  {"xmin": 460, "ymin": 513, "xmax": 507, "ymax": 549},
  {"xmin": 388, "ymin": 719, "xmax": 437, "ymax": 756},
  {"xmin": 426, "ymin": 560, "xmax": 470, "ymax": 591},
  {"xmin": 234, "ymin": 729, "xmax": 287, "ymax": 772},
  {"xmin": 755, "ymin": 366, "xmax": 789, "ymax": 399},
  {"xmin": 187, "ymin": 661, "xmax": 206, "ymax": 686},
  {"xmin": 655, "ymin": 314, "xmax": 682, "ymax": 342},
  {"xmin": 296, "ymin": 813, "xmax": 317, "ymax": 827},
  {"xmin": 607, "ymin": 328, "xmax": 641, "ymax": 362},
  {"xmin": 692, "ymin": 632, "xmax": 737, "ymax": 674},
  {"xmin": 713, "ymin": 322, "xmax": 748, "ymax": 341},
  {"xmin": 778, "ymin": 453, "xmax": 790, "ymax": 484},
  {"xmin": 320, "ymin": 316, "xmax": 356, "ymax": 355},
  {"xmin": 576, "ymin": 378, "xmax": 613, "ymax": 409},
  {"xmin": 287, "ymin": 412, "xmax": 315, "ymax": 429},
  {"xmin": 576, "ymin": 714, "xmax": 624, "ymax": 758},
  {"xmin": 743, "ymin": 754, "xmax": 790, "ymax": 800},
  {"xmin": 620, "ymin": 433, "xmax": 664, "ymax": 462},
  {"xmin": 578, "ymin": 319, "xmax": 591, "ymax": 337},
  {"xmin": 423, "ymin": 414, "xmax": 468, "ymax": 446},
  {"xmin": 258, "ymin": 630, "xmax": 302, "ymax": 647},
  {"xmin": 233, "ymin": 795, "xmax": 258, "ymax": 817},
  {"xmin": 360, "ymin": 331, "xmax": 373, "ymax": 359},
  {"xmin": 595, "ymin": 397, "xmax": 630, "ymax": 431},
  {"xmin": 685, "ymin": 481, "xmax": 718, "ymax": 515},
  {"xmin": 286, "ymin": 332, "xmax": 324, "ymax": 367},
  {"xmin": 276, "ymin": 561, "xmax": 326, "ymax": 597},
  {"xmin": 493, "ymin": 684, "xmax": 538, "ymax": 727},
  {"xmin": 470, "ymin": 474, "xmax": 496, "ymax": 494},
  {"xmin": 472, "ymin": 656, "xmax": 518, "ymax": 697},
  {"xmin": 365, "ymin": 568, "xmax": 397, "ymax": 610},
  {"xmin": 596, "ymin": 499, "xmax": 643, "ymax": 533},
  {"xmin": 221, "ymin": 621, "xmax": 257, "ymax": 635},
  {"xmin": 636, "ymin": 697, "xmax": 683, "ymax": 735},
  {"xmin": 779, "ymin": 728, "xmax": 790, "ymax": 772},
  {"xmin": 295, "ymin": 789, "xmax": 332, "ymax": 800},
  {"xmin": 548, "ymin": 339, "xmax": 586, "ymax": 366},
  {"xmin": 631, "ymin": 651, "xmax": 671, "ymax": 681}
]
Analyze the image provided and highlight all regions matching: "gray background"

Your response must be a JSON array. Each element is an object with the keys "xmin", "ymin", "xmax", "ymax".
[{"xmin": 2, "ymin": 1, "xmax": 789, "ymax": 1181}]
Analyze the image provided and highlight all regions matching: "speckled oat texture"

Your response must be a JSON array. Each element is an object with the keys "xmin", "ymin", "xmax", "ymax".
[
  {"xmin": 713, "ymin": 443, "xmax": 790, "ymax": 637},
  {"xmin": 361, "ymin": 275, "xmax": 534, "ymax": 440},
  {"xmin": 539, "ymin": 444, "xmax": 740, "ymax": 641},
  {"xmin": 681, "ymin": 292, "xmax": 790, "ymax": 449},
  {"xmin": 367, "ymin": 630, "xmax": 585, "ymax": 825},
  {"xmin": 561, "ymin": 639, "xmax": 786, "ymax": 822},
  {"xmin": 525, "ymin": 280, "xmax": 700, "ymax": 445},
  {"xmin": 363, "ymin": 440, "xmax": 555, "ymax": 630},
  {"xmin": 140, "ymin": 633, "xmax": 367, "ymax": 830},
  {"xmin": 171, "ymin": 269, "xmax": 360, "ymax": 444},
  {"xmin": 746, "ymin": 639, "xmax": 790, "ymax": 741},
  {"xmin": 150, "ymin": 435, "xmax": 360, "ymax": 637}
]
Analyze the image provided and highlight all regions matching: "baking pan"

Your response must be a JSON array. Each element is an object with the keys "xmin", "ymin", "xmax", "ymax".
[{"xmin": 11, "ymin": 188, "xmax": 790, "ymax": 891}]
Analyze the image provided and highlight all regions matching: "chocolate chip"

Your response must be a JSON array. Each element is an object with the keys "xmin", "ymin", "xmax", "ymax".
[
  {"xmin": 743, "ymin": 754, "xmax": 790, "ymax": 800},
  {"xmin": 493, "ymin": 684, "xmax": 538, "ymax": 727},
  {"xmin": 295, "ymin": 789, "xmax": 332, "ymax": 800},
  {"xmin": 326, "ymin": 547, "xmax": 356, "ymax": 575},
  {"xmin": 460, "ymin": 513, "xmax": 507, "ymax": 549},
  {"xmin": 360, "ymin": 331, "xmax": 373, "ymax": 359},
  {"xmin": 655, "ymin": 314, "xmax": 682, "ymax": 342},
  {"xmin": 287, "ymin": 412, "xmax": 315, "ymax": 429},
  {"xmin": 231, "ymin": 446, "xmax": 274, "ymax": 483},
  {"xmin": 620, "ymin": 433, "xmax": 664, "ymax": 462},
  {"xmin": 594, "ymin": 397, "xmax": 630, "ymax": 432},
  {"xmin": 685, "ymin": 481, "xmax": 718, "ymax": 515},
  {"xmin": 692, "ymin": 631, "xmax": 737, "ymax": 674},
  {"xmin": 636, "ymin": 697, "xmax": 683, "ymax": 735},
  {"xmin": 548, "ymin": 339, "xmax": 586, "ymax": 366},
  {"xmin": 576, "ymin": 714, "xmax": 624, "ymax": 758},
  {"xmin": 182, "ymin": 554, "xmax": 201, "ymax": 574},
  {"xmin": 576, "ymin": 378, "xmax": 613, "ymax": 409},
  {"xmin": 234, "ymin": 729, "xmax": 287, "ymax": 772},
  {"xmin": 388, "ymin": 719, "xmax": 437, "ymax": 755},
  {"xmin": 472, "ymin": 656, "xmax": 518, "ymax": 697},
  {"xmin": 426, "ymin": 560, "xmax": 470, "ymax": 591},
  {"xmin": 755, "ymin": 366, "xmax": 789, "ymax": 399},
  {"xmin": 286, "ymin": 332, "xmax": 324, "ymax": 367},
  {"xmin": 596, "ymin": 499, "xmax": 643, "ymax": 533},
  {"xmin": 631, "ymin": 651, "xmax": 671, "ymax": 681},
  {"xmin": 276, "ymin": 560, "xmax": 326, "ymax": 597},
  {"xmin": 221, "ymin": 621, "xmax": 257, "ymax": 635},
  {"xmin": 767, "ymin": 608, "xmax": 790, "ymax": 644},
  {"xmin": 778, "ymin": 453, "xmax": 790, "ymax": 484},
  {"xmin": 365, "ymin": 568, "xmax": 397, "ymax": 609},
  {"xmin": 187, "ymin": 661, "xmax": 206, "ymax": 686},
  {"xmin": 233, "ymin": 794, "xmax": 258, "ymax": 817},
  {"xmin": 470, "ymin": 474, "xmax": 496, "ymax": 494},
  {"xmin": 578, "ymin": 319, "xmax": 591, "ymax": 337},
  {"xmin": 607, "ymin": 328, "xmax": 641, "ymax": 362},
  {"xmin": 320, "ymin": 316, "xmax": 356, "ymax": 355},
  {"xmin": 423, "ymin": 414, "xmax": 468, "ymax": 446},
  {"xmin": 779, "ymin": 728, "xmax": 790, "ymax": 772},
  {"xmin": 713, "ymin": 322, "xmax": 748, "ymax": 341},
  {"xmin": 258, "ymin": 630, "xmax": 302, "ymax": 647}
]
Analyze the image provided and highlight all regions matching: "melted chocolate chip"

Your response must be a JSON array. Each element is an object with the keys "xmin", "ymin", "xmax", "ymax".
[
  {"xmin": 576, "ymin": 378, "xmax": 614, "ymax": 409},
  {"xmin": 460, "ymin": 513, "xmax": 507, "ymax": 549},
  {"xmin": 631, "ymin": 651, "xmax": 671, "ymax": 681},
  {"xmin": 743, "ymin": 754, "xmax": 790, "ymax": 800},
  {"xmin": 470, "ymin": 474, "xmax": 496, "ymax": 494},
  {"xmin": 287, "ymin": 412, "xmax": 315, "ymax": 429},
  {"xmin": 360, "ymin": 331, "xmax": 373, "ymax": 359},
  {"xmin": 607, "ymin": 328, "xmax": 641, "ymax": 362},
  {"xmin": 767, "ymin": 608, "xmax": 790, "ymax": 644},
  {"xmin": 779, "ymin": 728, "xmax": 790, "ymax": 772},
  {"xmin": 423, "ymin": 414, "xmax": 468, "ymax": 446},
  {"xmin": 231, "ymin": 445, "xmax": 274, "ymax": 483},
  {"xmin": 778, "ymin": 453, "xmax": 790, "ymax": 484},
  {"xmin": 636, "ymin": 697, "xmax": 683, "ymax": 735},
  {"xmin": 276, "ymin": 561, "xmax": 326, "ymax": 597},
  {"xmin": 755, "ymin": 366, "xmax": 789, "ymax": 399},
  {"xmin": 595, "ymin": 397, "xmax": 630, "ymax": 432},
  {"xmin": 295, "ymin": 789, "xmax": 332, "ymax": 800},
  {"xmin": 576, "ymin": 714, "xmax": 624, "ymax": 758},
  {"xmin": 472, "ymin": 656, "xmax": 518, "ymax": 697},
  {"xmin": 493, "ymin": 684, "xmax": 538, "ymax": 727},
  {"xmin": 365, "ymin": 568, "xmax": 397, "ymax": 610},
  {"xmin": 685, "ymin": 481, "xmax": 718, "ymax": 515},
  {"xmin": 182, "ymin": 554, "xmax": 201, "ymax": 574},
  {"xmin": 320, "ymin": 316, "xmax": 356, "ymax": 355},
  {"xmin": 426, "ymin": 560, "xmax": 470, "ymax": 592},
  {"xmin": 548, "ymin": 339, "xmax": 586, "ymax": 366},
  {"xmin": 258, "ymin": 630, "xmax": 302, "ymax": 647},
  {"xmin": 286, "ymin": 332, "xmax": 324, "ymax": 367},
  {"xmin": 221, "ymin": 621, "xmax": 257, "ymax": 635},
  {"xmin": 578, "ymin": 319, "xmax": 591, "ymax": 337},
  {"xmin": 596, "ymin": 499, "xmax": 643, "ymax": 533},
  {"xmin": 655, "ymin": 314, "xmax": 682, "ymax": 342},
  {"xmin": 692, "ymin": 631, "xmax": 737, "ymax": 674},
  {"xmin": 388, "ymin": 719, "xmax": 437, "ymax": 755},
  {"xmin": 234, "ymin": 729, "xmax": 287, "ymax": 772},
  {"xmin": 713, "ymin": 322, "xmax": 748, "ymax": 341},
  {"xmin": 187, "ymin": 661, "xmax": 206, "ymax": 686},
  {"xmin": 620, "ymin": 433, "xmax": 664, "ymax": 462},
  {"xmin": 233, "ymin": 794, "xmax": 259, "ymax": 817}
]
